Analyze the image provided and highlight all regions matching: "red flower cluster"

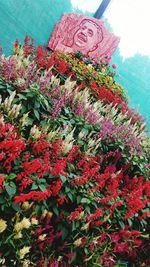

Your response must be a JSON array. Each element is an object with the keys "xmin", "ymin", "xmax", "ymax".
[
  {"xmin": 0, "ymin": 173, "xmax": 4, "ymax": 189},
  {"xmin": 0, "ymin": 121, "xmax": 26, "ymax": 172},
  {"xmin": 23, "ymin": 35, "xmax": 34, "ymax": 57},
  {"xmin": 14, "ymin": 189, "xmax": 52, "ymax": 203},
  {"xmin": 67, "ymin": 205, "xmax": 84, "ymax": 222},
  {"xmin": 35, "ymin": 44, "xmax": 48, "ymax": 69},
  {"xmin": 90, "ymin": 82, "xmax": 124, "ymax": 106}
]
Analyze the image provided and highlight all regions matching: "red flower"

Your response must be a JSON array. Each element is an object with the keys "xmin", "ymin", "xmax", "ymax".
[
  {"xmin": 23, "ymin": 35, "xmax": 34, "ymax": 57},
  {"xmin": 57, "ymin": 60, "xmax": 68, "ymax": 74},
  {"xmin": 112, "ymin": 64, "xmax": 117, "ymax": 69},
  {"xmin": 0, "ymin": 174, "xmax": 4, "ymax": 189},
  {"xmin": 13, "ymin": 38, "xmax": 19, "ymax": 49},
  {"xmin": 35, "ymin": 45, "xmax": 48, "ymax": 69},
  {"xmin": 51, "ymin": 159, "xmax": 67, "ymax": 177},
  {"xmin": 87, "ymin": 208, "xmax": 103, "ymax": 221},
  {"xmin": 57, "ymin": 195, "xmax": 68, "ymax": 205},
  {"xmin": 14, "ymin": 189, "xmax": 52, "ymax": 203},
  {"xmin": 51, "ymin": 180, "xmax": 62, "ymax": 196},
  {"xmin": 68, "ymin": 205, "xmax": 83, "ymax": 222}
]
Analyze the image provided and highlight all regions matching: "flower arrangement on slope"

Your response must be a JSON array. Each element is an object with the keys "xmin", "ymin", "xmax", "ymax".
[{"xmin": 0, "ymin": 36, "xmax": 149, "ymax": 267}]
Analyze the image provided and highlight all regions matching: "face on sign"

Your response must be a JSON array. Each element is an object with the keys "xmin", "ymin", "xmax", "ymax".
[{"xmin": 73, "ymin": 19, "xmax": 103, "ymax": 51}]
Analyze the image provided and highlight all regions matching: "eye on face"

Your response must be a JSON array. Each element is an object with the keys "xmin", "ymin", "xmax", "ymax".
[{"xmin": 81, "ymin": 25, "xmax": 94, "ymax": 37}]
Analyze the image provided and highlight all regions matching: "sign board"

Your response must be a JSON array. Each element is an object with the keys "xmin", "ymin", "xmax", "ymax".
[{"xmin": 47, "ymin": 13, "xmax": 120, "ymax": 62}]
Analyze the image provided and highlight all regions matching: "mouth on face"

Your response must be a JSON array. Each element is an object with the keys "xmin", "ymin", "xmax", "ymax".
[{"xmin": 77, "ymin": 32, "xmax": 87, "ymax": 43}]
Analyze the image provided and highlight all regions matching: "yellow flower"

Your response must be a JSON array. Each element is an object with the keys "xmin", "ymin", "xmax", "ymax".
[
  {"xmin": 0, "ymin": 218, "xmax": 7, "ymax": 233},
  {"xmin": 31, "ymin": 218, "xmax": 38, "ymax": 225},
  {"xmin": 19, "ymin": 112, "xmax": 29, "ymax": 127},
  {"xmin": 22, "ymin": 201, "xmax": 30, "ymax": 210},
  {"xmin": 30, "ymin": 125, "xmax": 41, "ymax": 139},
  {"xmin": 14, "ymin": 231, "xmax": 23, "ymax": 239},
  {"xmin": 81, "ymin": 222, "xmax": 90, "ymax": 231},
  {"xmin": 22, "ymin": 259, "xmax": 31, "ymax": 267},
  {"xmin": 105, "ymin": 76, "xmax": 113, "ymax": 83},
  {"xmin": 42, "ymin": 209, "xmax": 48, "ymax": 218},
  {"xmin": 19, "ymin": 246, "xmax": 31, "ymax": 259},
  {"xmin": 14, "ymin": 222, "xmax": 22, "ymax": 232},
  {"xmin": 21, "ymin": 217, "xmax": 31, "ymax": 228},
  {"xmin": 87, "ymin": 64, "xmax": 94, "ymax": 71},
  {"xmin": 101, "ymin": 68, "xmax": 106, "ymax": 73},
  {"xmin": 63, "ymin": 128, "xmax": 75, "ymax": 153},
  {"xmin": 78, "ymin": 211, "xmax": 84, "ymax": 220},
  {"xmin": 38, "ymin": 234, "xmax": 46, "ymax": 241},
  {"xmin": 47, "ymin": 211, "xmax": 53, "ymax": 218},
  {"xmin": 14, "ymin": 217, "xmax": 31, "ymax": 232},
  {"xmin": 73, "ymin": 238, "xmax": 82, "ymax": 247}
]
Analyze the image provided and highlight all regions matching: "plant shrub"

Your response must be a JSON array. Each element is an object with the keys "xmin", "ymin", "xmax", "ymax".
[{"xmin": 0, "ymin": 37, "xmax": 149, "ymax": 267}]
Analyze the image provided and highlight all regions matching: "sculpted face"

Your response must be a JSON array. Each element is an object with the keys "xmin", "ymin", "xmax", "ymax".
[{"xmin": 73, "ymin": 20, "xmax": 99, "ymax": 50}]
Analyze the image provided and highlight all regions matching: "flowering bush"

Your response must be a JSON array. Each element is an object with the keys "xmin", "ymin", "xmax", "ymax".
[{"xmin": 0, "ymin": 37, "xmax": 149, "ymax": 267}]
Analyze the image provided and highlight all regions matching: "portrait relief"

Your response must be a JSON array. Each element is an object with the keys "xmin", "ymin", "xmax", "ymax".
[{"xmin": 47, "ymin": 13, "xmax": 120, "ymax": 62}]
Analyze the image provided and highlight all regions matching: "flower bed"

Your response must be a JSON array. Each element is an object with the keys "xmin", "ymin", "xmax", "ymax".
[{"xmin": 0, "ymin": 37, "xmax": 149, "ymax": 267}]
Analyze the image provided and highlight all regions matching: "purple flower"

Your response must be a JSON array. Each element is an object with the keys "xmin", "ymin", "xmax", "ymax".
[
  {"xmin": 99, "ymin": 119, "xmax": 114, "ymax": 139},
  {"xmin": 85, "ymin": 106, "xmax": 101, "ymax": 125},
  {"xmin": 25, "ymin": 63, "xmax": 37, "ymax": 87},
  {"xmin": 51, "ymin": 96, "xmax": 65, "ymax": 119},
  {"xmin": 74, "ymin": 102, "xmax": 86, "ymax": 116},
  {"xmin": 1, "ymin": 57, "xmax": 17, "ymax": 82},
  {"xmin": 39, "ymin": 70, "xmax": 52, "ymax": 94}
]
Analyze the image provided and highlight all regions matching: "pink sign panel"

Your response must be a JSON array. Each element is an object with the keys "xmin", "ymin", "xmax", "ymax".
[{"xmin": 47, "ymin": 13, "xmax": 120, "ymax": 62}]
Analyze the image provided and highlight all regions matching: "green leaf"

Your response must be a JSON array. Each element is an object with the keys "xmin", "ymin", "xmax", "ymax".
[
  {"xmin": 68, "ymin": 192, "xmax": 73, "ymax": 202},
  {"xmin": 127, "ymin": 218, "xmax": 133, "ymax": 227},
  {"xmin": 61, "ymin": 227, "xmax": 69, "ymax": 240},
  {"xmin": 52, "ymin": 206, "xmax": 59, "ymax": 216},
  {"xmin": 77, "ymin": 195, "xmax": 82, "ymax": 204},
  {"xmin": 39, "ymin": 184, "xmax": 46, "ymax": 192},
  {"xmin": 34, "ymin": 101, "xmax": 40, "ymax": 109},
  {"xmin": 68, "ymin": 164, "xmax": 75, "ymax": 172},
  {"xmin": 64, "ymin": 107, "xmax": 70, "ymax": 114},
  {"xmin": 31, "ymin": 183, "xmax": 38, "ymax": 190},
  {"xmin": 72, "ymin": 221, "xmax": 76, "ymax": 231},
  {"xmin": 33, "ymin": 109, "xmax": 40, "ymax": 120},
  {"xmin": 84, "ymin": 247, "xmax": 88, "ymax": 255},
  {"xmin": 18, "ymin": 94, "xmax": 27, "ymax": 100},
  {"xmin": 27, "ymin": 117, "xmax": 34, "ymax": 125},
  {"xmin": 85, "ymin": 206, "xmax": 91, "ymax": 214},
  {"xmin": 65, "ymin": 187, "xmax": 70, "ymax": 193},
  {"xmin": 5, "ymin": 183, "xmax": 16, "ymax": 197},
  {"xmin": 8, "ymin": 173, "xmax": 16, "ymax": 180},
  {"xmin": 12, "ymin": 203, "xmax": 21, "ymax": 212},
  {"xmin": 60, "ymin": 175, "xmax": 67, "ymax": 183},
  {"xmin": 118, "ymin": 221, "xmax": 125, "ymax": 229},
  {"xmin": 0, "ymin": 196, "xmax": 5, "ymax": 204},
  {"xmin": 81, "ymin": 198, "xmax": 90, "ymax": 204},
  {"xmin": 38, "ymin": 178, "xmax": 46, "ymax": 183}
]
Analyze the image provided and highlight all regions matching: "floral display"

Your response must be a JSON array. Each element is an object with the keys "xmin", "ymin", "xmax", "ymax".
[{"xmin": 0, "ymin": 36, "xmax": 149, "ymax": 267}]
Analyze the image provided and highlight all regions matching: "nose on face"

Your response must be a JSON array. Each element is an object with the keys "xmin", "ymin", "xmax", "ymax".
[{"xmin": 81, "ymin": 27, "xmax": 93, "ymax": 37}]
